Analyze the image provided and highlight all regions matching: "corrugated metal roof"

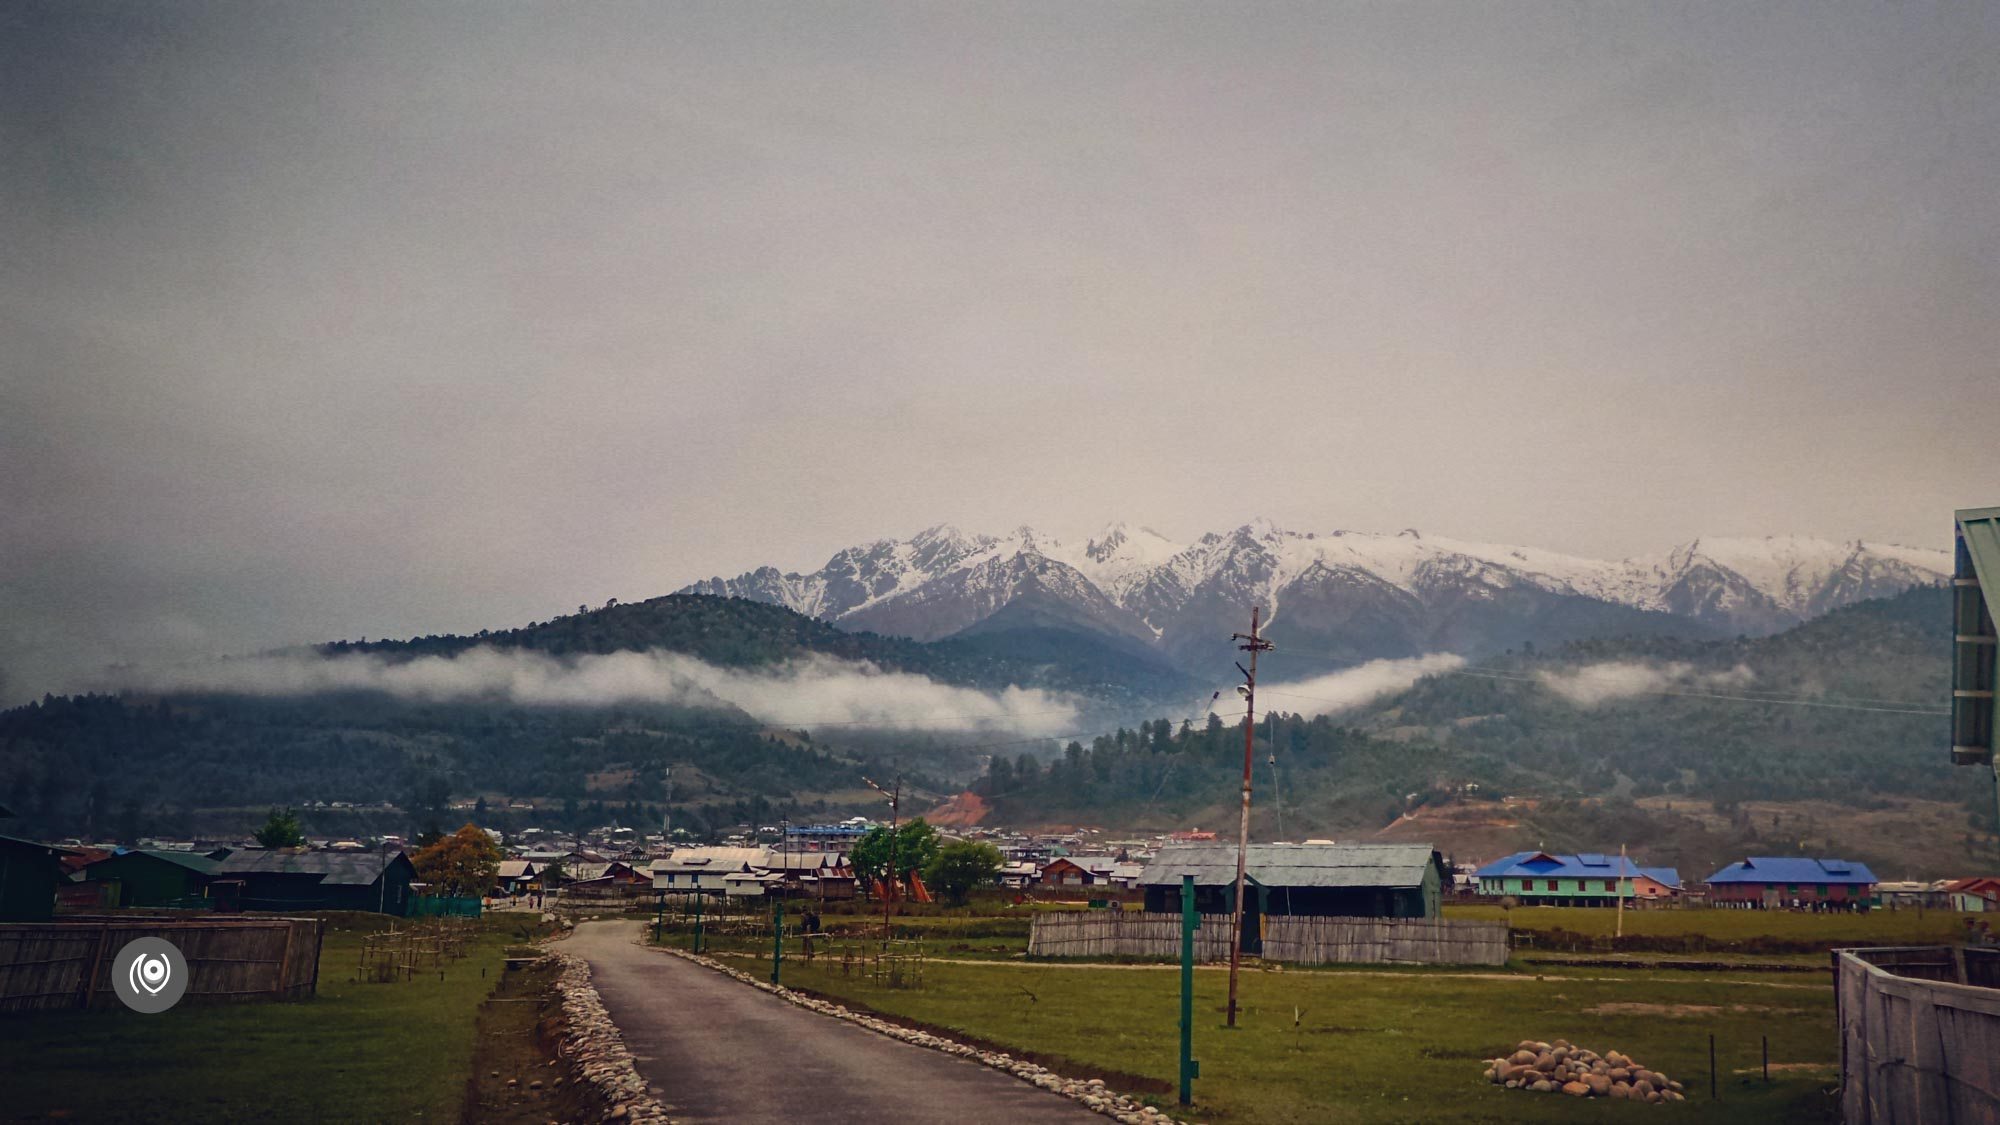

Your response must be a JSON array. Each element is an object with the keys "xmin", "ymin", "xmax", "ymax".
[
  {"xmin": 1475, "ymin": 851, "xmax": 1674, "ymax": 884},
  {"xmin": 1138, "ymin": 843, "xmax": 1440, "ymax": 889},
  {"xmin": 1704, "ymin": 857, "xmax": 1878, "ymax": 885},
  {"xmin": 1475, "ymin": 852, "xmax": 1683, "ymax": 889},
  {"xmin": 216, "ymin": 849, "xmax": 407, "ymax": 885},
  {"xmin": 97, "ymin": 849, "xmax": 223, "ymax": 876},
  {"xmin": 759, "ymin": 851, "xmax": 835, "ymax": 871},
  {"xmin": 0, "ymin": 834, "xmax": 75, "ymax": 857},
  {"xmin": 652, "ymin": 846, "xmax": 764, "ymax": 875}
]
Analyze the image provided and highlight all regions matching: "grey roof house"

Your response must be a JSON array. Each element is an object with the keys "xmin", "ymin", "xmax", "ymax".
[
  {"xmin": 1139, "ymin": 842, "xmax": 1447, "ymax": 921},
  {"xmin": 212, "ymin": 849, "xmax": 416, "ymax": 915}
]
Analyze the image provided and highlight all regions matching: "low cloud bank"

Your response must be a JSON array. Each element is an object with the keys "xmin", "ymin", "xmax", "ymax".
[
  {"xmin": 1251, "ymin": 653, "xmax": 1468, "ymax": 717},
  {"xmin": 1536, "ymin": 661, "xmax": 1755, "ymax": 706},
  {"xmin": 100, "ymin": 647, "xmax": 1082, "ymax": 734}
]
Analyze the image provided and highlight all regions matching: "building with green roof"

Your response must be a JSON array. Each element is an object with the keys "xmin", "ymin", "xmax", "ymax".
[{"xmin": 79, "ymin": 849, "xmax": 222, "ymax": 908}]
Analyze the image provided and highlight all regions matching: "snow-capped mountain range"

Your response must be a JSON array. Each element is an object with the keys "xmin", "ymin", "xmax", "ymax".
[{"xmin": 678, "ymin": 522, "xmax": 1949, "ymax": 670}]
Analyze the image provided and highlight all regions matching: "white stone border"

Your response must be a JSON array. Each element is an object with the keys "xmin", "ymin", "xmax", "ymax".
[
  {"xmin": 650, "ymin": 942, "xmax": 1188, "ymax": 1125},
  {"xmin": 546, "ymin": 952, "xmax": 677, "ymax": 1124}
]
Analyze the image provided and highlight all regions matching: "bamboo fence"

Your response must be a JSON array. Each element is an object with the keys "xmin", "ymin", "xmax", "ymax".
[
  {"xmin": 1262, "ymin": 915, "xmax": 1508, "ymax": 966},
  {"xmin": 1026, "ymin": 911, "xmax": 1508, "ymax": 966},
  {"xmin": 1026, "ymin": 911, "xmax": 1235, "ymax": 960},
  {"xmin": 0, "ymin": 916, "xmax": 324, "ymax": 1014}
]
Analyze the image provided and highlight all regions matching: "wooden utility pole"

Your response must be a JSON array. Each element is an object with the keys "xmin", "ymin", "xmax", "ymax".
[
  {"xmin": 1227, "ymin": 607, "xmax": 1273, "ymax": 1028},
  {"xmin": 1616, "ymin": 842, "xmax": 1628, "ymax": 939}
]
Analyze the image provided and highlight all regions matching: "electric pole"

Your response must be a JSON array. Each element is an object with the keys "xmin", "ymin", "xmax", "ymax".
[{"xmin": 1227, "ymin": 606, "xmax": 1272, "ymax": 1028}]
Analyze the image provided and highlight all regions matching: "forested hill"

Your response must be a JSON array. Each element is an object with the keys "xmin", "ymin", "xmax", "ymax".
[
  {"xmin": 1335, "ymin": 584, "xmax": 1953, "ymax": 807},
  {"xmin": 322, "ymin": 593, "xmax": 1195, "ymax": 702},
  {"xmin": 968, "ymin": 586, "xmax": 1979, "ymax": 873},
  {"xmin": 0, "ymin": 594, "xmax": 1194, "ymax": 841}
]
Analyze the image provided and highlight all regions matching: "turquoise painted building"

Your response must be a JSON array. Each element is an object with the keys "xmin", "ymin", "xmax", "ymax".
[{"xmin": 1475, "ymin": 851, "xmax": 1681, "ymax": 906}]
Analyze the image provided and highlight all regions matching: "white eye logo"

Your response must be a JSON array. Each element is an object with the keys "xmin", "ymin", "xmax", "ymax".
[
  {"xmin": 131, "ymin": 952, "xmax": 172, "ymax": 995},
  {"xmin": 113, "ymin": 939, "xmax": 186, "ymax": 1011}
]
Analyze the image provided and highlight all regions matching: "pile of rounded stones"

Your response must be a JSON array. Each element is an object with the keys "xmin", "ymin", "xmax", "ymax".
[{"xmin": 1484, "ymin": 1040, "xmax": 1687, "ymax": 1103}]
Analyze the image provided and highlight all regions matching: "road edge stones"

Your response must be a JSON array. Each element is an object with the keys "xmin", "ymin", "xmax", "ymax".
[{"xmin": 546, "ymin": 952, "xmax": 678, "ymax": 1124}]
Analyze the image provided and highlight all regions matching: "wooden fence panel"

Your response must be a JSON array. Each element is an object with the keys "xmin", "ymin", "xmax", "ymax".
[
  {"xmin": 1026, "ymin": 912, "xmax": 1509, "ymax": 966},
  {"xmin": 0, "ymin": 917, "xmax": 324, "ymax": 1014},
  {"xmin": 1838, "ymin": 947, "xmax": 2000, "ymax": 1124},
  {"xmin": 1026, "ymin": 912, "xmax": 1234, "ymax": 960},
  {"xmin": 1263, "ymin": 916, "xmax": 1509, "ymax": 967}
]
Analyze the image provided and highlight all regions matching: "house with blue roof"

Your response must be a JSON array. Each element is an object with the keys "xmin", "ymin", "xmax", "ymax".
[
  {"xmin": 1703, "ymin": 857, "xmax": 1877, "ymax": 910},
  {"xmin": 1473, "ymin": 851, "xmax": 1682, "ymax": 906}
]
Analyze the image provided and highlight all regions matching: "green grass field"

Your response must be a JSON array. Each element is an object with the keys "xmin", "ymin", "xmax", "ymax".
[
  {"xmin": 0, "ymin": 913, "xmax": 527, "ymax": 1123},
  {"xmin": 1448, "ymin": 904, "xmax": 1980, "ymax": 947},
  {"xmin": 772, "ymin": 956, "xmax": 1838, "ymax": 1124}
]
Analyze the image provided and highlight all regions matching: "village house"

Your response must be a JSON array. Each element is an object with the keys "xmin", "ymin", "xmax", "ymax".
[
  {"xmin": 722, "ymin": 870, "xmax": 785, "ymax": 898},
  {"xmin": 1139, "ymin": 842, "xmax": 1449, "ymax": 925},
  {"xmin": 211, "ymin": 849, "xmax": 417, "ymax": 915},
  {"xmin": 1946, "ymin": 877, "xmax": 2000, "ymax": 912},
  {"xmin": 1703, "ymin": 857, "xmax": 1878, "ymax": 910},
  {"xmin": 1473, "ymin": 852, "xmax": 1681, "ymax": 906},
  {"xmin": 997, "ymin": 860, "xmax": 1039, "ymax": 889},
  {"xmin": 494, "ymin": 859, "xmax": 539, "ymax": 896},
  {"xmin": 650, "ymin": 846, "xmax": 764, "ymax": 895},
  {"xmin": 1874, "ymin": 880, "xmax": 1951, "ymax": 911},
  {"xmin": 77, "ymin": 849, "xmax": 221, "ymax": 908},
  {"xmin": 1038, "ymin": 857, "xmax": 1098, "ymax": 887},
  {"xmin": 757, "ymin": 851, "xmax": 856, "ymax": 900}
]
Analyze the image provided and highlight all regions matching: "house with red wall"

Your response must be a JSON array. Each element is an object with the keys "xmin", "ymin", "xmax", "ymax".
[{"xmin": 1704, "ymin": 857, "xmax": 1877, "ymax": 910}]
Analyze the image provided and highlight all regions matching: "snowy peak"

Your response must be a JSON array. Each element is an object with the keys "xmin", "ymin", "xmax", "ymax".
[
  {"xmin": 674, "ymin": 522, "xmax": 1949, "ymax": 659},
  {"xmin": 1650, "ymin": 535, "xmax": 1947, "ymax": 624}
]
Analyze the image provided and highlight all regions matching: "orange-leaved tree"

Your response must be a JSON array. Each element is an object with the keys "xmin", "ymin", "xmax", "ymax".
[{"xmin": 413, "ymin": 823, "xmax": 503, "ymax": 898}]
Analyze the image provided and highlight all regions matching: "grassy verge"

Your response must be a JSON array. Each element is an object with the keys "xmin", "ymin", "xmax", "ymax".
[
  {"xmin": 0, "ymin": 912, "xmax": 531, "ymax": 1123},
  {"xmin": 648, "ymin": 901, "xmax": 1963, "ymax": 969},
  {"xmin": 1449, "ymin": 903, "xmax": 1980, "ymax": 953},
  {"xmin": 766, "ymin": 955, "xmax": 1839, "ymax": 1124}
]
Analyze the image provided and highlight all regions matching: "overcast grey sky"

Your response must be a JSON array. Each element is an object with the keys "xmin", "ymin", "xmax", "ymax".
[{"xmin": 2, "ymin": 1, "xmax": 1996, "ymax": 703}]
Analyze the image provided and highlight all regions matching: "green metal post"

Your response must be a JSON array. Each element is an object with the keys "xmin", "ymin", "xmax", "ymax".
[
  {"xmin": 772, "ymin": 897, "xmax": 785, "ymax": 985},
  {"xmin": 1180, "ymin": 874, "xmax": 1199, "ymax": 1106},
  {"xmin": 693, "ymin": 891, "xmax": 704, "ymax": 954}
]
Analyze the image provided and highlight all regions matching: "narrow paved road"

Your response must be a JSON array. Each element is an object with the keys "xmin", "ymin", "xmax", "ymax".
[{"xmin": 563, "ymin": 920, "xmax": 1103, "ymax": 1124}]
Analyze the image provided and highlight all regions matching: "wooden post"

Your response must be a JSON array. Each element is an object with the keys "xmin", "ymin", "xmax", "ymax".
[{"xmin": 78, "ymin": 926, "xmax": 114, "ymax": 1009}]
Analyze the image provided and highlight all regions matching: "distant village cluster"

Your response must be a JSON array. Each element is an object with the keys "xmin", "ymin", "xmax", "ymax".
[{"xmin": 7, "ymin": 794, "xmax": 2000, "ymax": 923}]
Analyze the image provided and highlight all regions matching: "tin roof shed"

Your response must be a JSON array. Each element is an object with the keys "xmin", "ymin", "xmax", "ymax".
[{"xmin": 1139, "ymin": 842, "xmax": 1444, "ymax": 889}]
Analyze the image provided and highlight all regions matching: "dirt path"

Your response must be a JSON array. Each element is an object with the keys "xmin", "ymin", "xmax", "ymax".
[{"xmin": 562, "ymin": 920, "xmax": 1101, "ymax": 1124}]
